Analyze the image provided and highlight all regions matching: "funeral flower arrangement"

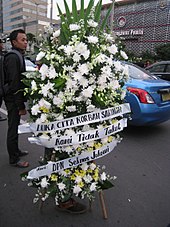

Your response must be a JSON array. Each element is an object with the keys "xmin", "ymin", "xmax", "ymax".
[{"xmin": 21, "ymin": 0, "xmax": 130, "ymax": 205}]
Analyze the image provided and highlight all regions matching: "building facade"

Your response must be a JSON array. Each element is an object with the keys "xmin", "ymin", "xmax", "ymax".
[
  {"xmin": 112, "ymin": 0, "xmax": 170, "ymax": 56},
  {"xmin": 1, "ymin": 0, "xmax": 57, "ymax": 36}
]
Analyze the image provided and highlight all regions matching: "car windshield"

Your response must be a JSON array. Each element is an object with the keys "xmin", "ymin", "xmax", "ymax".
[{"xmin": 127, "ymin": 63, "xmax": 156, "ymax": 80}]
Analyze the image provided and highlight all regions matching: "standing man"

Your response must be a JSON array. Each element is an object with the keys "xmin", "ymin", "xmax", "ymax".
[
  {"xmin": 0, "ymin": 39, "xmax": 7, "ymax": 121},
  {"xmin": 4, "ymin": 29, "xmax": 29, "ymax": 168}
]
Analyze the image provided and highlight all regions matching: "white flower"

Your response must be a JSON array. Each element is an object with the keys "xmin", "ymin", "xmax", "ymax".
[
  {"xmin": 57, "ymin": 182, "xmax": 66, "ymax": 191},
  {"xmin": 101, "ymin": 137, "xmax": 108, "ymax": 144},
  {"xmin": 78, "ymin": 63, "xmax": 89, "ymax": 75},
  {"xmin": 90, "ymin": 182, "xmax": 97, "ymax": 191},
  {"xmin": 73, "ymin": 185, "xmax": 82, "ymax": 195},
  {"xmin": 122, "ymin": 65, "xmax": 129, "ymax": 77},
  {"xmin": 48, "ymin": 66, "xmax": 58, "ymax": 79},
  {"xmin": 39, "ymin": 113, "xmax": 47, "ymax": 123},
  {"xmin": 83, "ymin": 174, "xmax": 93, "ymax": 183},
  {"xmin": 90, "ymin": 163, "xmax": 96, "ymax": 170},
  {"xmin": 107, "ymin": 44, "xmax": 118, "ymax": 55},
  {"xmin": 53, "ymin": 29, "xmax": 60, "ymax": 38},
  {"xmin": 79, "ymin": 76, "xmax": 89, "ymax": 88},
  {"xmin": 39, "ymin": 64, "xmax": 49, "ymax": 80},
  {"xmin": 40, "ymin": 177, "xmax": 49, "ymax": 188},
  {"xmin": 39, "ymin": 98, "xmax": 51, "ymax": 109},
  {"xmin": 64, "ymin": 129, "xmax": 76, "ymax": 136},
  {"xmin": 53, "ymin": 96, "xmax": 63, "ymax": 106},
  {"xmin": 75, "ymin": 42, "xmax": 87, "ymax": 55},
  {"xmin": 81, "ymin": 86, "xmax": 94, "ymax": 98},
  {"xmin": 69, "ymin": 24, "xmax": 81, "ymax": 31},
  {"xmin": 87, "ymin": 19, "xmax": 98, "ymax": 27},
  {"xmin": 31, "ymin": 104, "xmax": 40, "ymax": 115},
  {"xmin": 81, "ymin": 163, "xmax": 89, "ymax": 171},
  {"xmin": 87, "ymin": 36, "xmax": 98, "ymax": 44},
  {"xmin": 41, "ymin": 81, "xmax": 54, "ymax": 97},
  {"xmin": 101, "ymin": 65, "xmax": 111, "ymax": 76},
  {"xmin": 31, "ymin": 80, "xmax": 37, "ymax": 90},
  {"xmin": 66, "ymin": 105, "xmax": 76, "ymax": 112},
  {"xmin": 73, "ymin": 53, "xmax": 81, "ymax": 62},
  {"xmin": 36, "ymin": 51, "xmax": 45, "ymax": 61},
  {"xmin": 64, "ymin": 45, "xmax": 74, "ymax": 56},
  {"xmin": 120, "ymin": 50, "xmax": 128, "ymax": 59},
  {"xmin": 100, "ymin": 172, "xmax": 107, "ymax": 181},
  {"xmin": 86, "ymin": 104, "xmax": 96, "ymax": 112},
  {"xmin": 114, "ymin": 61, "xmax": 122, "ymax": 72},
  {"xmin": 83, "ymin": 50, "xmax": 90, "ymax": 60},
  {"xmin": 75, "ymin": 176, "xmax": 82, "ymax": 183}
]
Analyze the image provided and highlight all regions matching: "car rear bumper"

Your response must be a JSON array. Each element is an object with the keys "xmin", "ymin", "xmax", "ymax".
[{"xmin": 128, "ymin": 102, "xmax": 170, "ymax": 126}]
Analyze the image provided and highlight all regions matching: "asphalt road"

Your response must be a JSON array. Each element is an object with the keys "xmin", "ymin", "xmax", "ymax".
[{"xmin": 0, "ymin": 108, "xmax": 170, "ymax": 227}]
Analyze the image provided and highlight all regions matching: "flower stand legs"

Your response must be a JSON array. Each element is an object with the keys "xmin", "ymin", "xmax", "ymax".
[
  {"xmin": 99, "ymin": 191, "xmax": 108, "ymax": 219},
  {"xmin": 88, "ymin": 190, "xmax": 108, "ymax": 219}
]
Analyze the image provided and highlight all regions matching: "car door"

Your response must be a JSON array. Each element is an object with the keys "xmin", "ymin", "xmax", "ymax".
[
  {"xmin": 149, "ymin": 64, "xmax": 167, "ymax": 80},
  {"xmin": 164, "ymin": 64, "xmax": 170, "ymax": 81}
]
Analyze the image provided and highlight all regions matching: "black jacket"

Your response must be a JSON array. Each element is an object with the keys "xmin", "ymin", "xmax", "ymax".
[{"xmin": 4, "ymin": 48, "xmax": 26, "ymax": 110}]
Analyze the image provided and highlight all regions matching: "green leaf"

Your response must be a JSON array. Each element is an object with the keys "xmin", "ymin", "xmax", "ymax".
[
  {"xmin": 94, "ymin": 0, "xmax": 102, "ymax": 22},
  {"xmin": 84, "ymin": 0, "xmax": 95, "ymax": 27},
  {"xmin": 99, "ymin": 179, "xmax": 114, "ymax": 190},
  {"xmin": 72, "ymin": 0, "xmax": 78, "ymax": 22},
  {"xmin": 63, "ymin": 0, "xmax": 72, "ymax": 24},
  {"xmin": 100, "ymin": 2, "xmax": 113, "ymax": 31},
  {"xmin": 53, "ymin": 77, "xmax": 66, "ymax": 89},
  {"xmin": 79, "ymin": 0, "xmax": 85, "ymax": 19}
]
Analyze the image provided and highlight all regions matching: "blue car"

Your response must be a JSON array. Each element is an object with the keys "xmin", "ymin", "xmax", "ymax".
[{"xmin": 124, "ymin": 62, "xmax": 170, "ymax": 126}]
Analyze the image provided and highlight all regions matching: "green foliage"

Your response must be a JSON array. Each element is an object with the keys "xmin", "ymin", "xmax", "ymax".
[
  {"xmin": 155, "ymin": 43, "xmax": 170, "ymax": 61},
  {"xmin": 57, "ymin": 0, "xmax": 113, "ymax": 45}
]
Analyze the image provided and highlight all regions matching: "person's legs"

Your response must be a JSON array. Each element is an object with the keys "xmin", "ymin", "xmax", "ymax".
[
  {"xmin": 5, "ymin": 101, "xmax": 20, "ymax": 164},
  {"xmin": 0, "ymin": 97, "xmax": 7, "ymax": 121}
]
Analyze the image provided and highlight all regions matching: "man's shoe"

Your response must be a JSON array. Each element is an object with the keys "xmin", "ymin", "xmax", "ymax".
[
  {"xmin": 10, "ymin": 160, "xmax": 29, "ymax": 168},
  {"xmin": 19, "ymin": 150, "xmax": 29, "ymax": 157},
  {"xmin": 56, "ymin": 198, "xmax": 87, "ymax": 214},
  {"xmin": 0, "ymin": 115, "xmax": 7, "ymax": 121}
]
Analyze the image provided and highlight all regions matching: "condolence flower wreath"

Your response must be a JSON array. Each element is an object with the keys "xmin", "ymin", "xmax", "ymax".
[{"xmin": 21, "ymin": 0, "xmax": 130, "ymax": 206}]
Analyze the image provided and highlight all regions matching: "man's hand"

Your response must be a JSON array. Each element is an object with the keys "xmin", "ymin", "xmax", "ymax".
[{"xmin": 19, "ymin": 109, "xmax": 27, "ymax": 115}]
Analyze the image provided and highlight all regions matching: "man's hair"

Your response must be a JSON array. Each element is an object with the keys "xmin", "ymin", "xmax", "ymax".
[{"xmin": 9, "ymin": 29, "xmax": 25, "ymax": 46}]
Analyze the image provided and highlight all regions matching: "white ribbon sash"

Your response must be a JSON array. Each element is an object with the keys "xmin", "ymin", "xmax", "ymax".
[
  {"xmin": 28, "ymin": 118, "xmax": 127, "ymax": 148},
  {"xmin": 27, "ymin": 140, "xmax": 117, "ymax": 180},
  {"xmin": 19, "ymin": 103, "xmax": 130, "ymax": 134}
]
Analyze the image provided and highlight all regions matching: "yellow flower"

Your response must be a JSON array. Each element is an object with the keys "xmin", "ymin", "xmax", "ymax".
[
  {"xmin": 70, "ymin": 174, "xmax": 76, "ymax": 180},
  {"xmin": 77, "ymin": 147, "xmax": 82, "ymax": 152},
  {"xmin": 65, "ymin": 169, "xmax": 70, "ymax": 175},
  {"xmin": 108, "ymin": 136, "xmax": 113, "ymax": 142},
  {"xmin": 94, "ymin": 142, "xmax": 102, "ymax": 149},
  {"xmin": 87, "ymin": 147, "xmax": 93, "ymax": 152},
  {"xmin": 79, "ymin": 170, "xmax": 86, "ymax": 177},
  {"xmin": 39, "ymin": 106, "xmax": 49, "ymax": 113},
  {"xmin": 78, "ymin": 181, "xmax": 84, "ymax": 188},
  {"xmin": 50, "ymin": 174, "xmax": 57, "ymax": 181},
  {"xmin": 75, "ymin": 170, "xmax": 80, "ymax": 175},
  {"xmin": 87, "ymin": 169, "xmax": 93, "ymax": 173}
]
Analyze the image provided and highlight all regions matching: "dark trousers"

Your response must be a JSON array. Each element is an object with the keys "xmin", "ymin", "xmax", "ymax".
[
  {"xmin": 0, "ymin": 96, "xmax": 2, "ymax": 107},
  {"xmin": 5, "ymin": 101, "xmax": 20, "ymax": 163}
]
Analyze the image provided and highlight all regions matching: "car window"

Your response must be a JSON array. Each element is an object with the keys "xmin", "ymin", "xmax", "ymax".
[
  {"xmin": 128, "ymin": 64, "xmax": 154, "ymax": 80},
  {"xmin": 149, "ymin": 64, "xmax": 165, "ymax": 72},
  {"xmin": 166, "ymin": 64, "xmax": 170, "ymax": 73}
]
